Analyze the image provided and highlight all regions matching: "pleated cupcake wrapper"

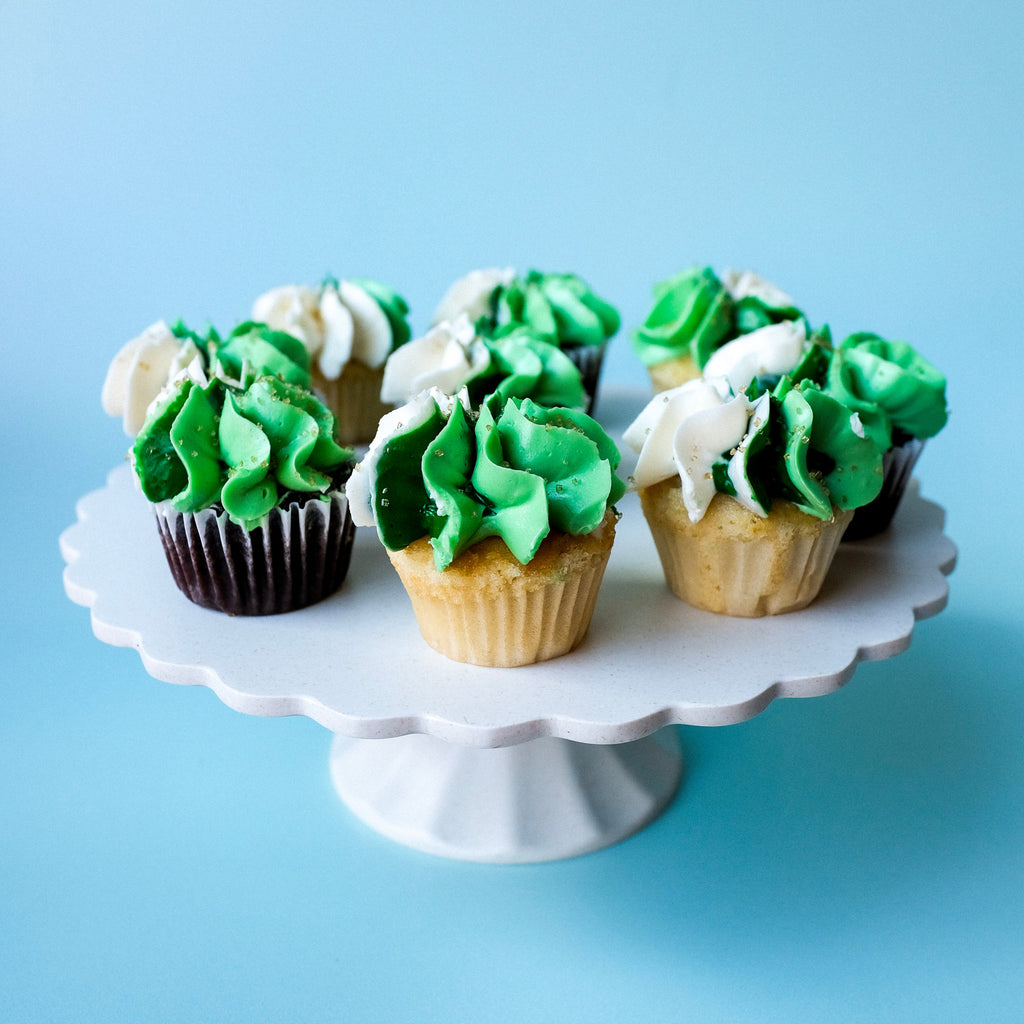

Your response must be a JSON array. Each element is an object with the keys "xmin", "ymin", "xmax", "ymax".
[
  {"xmin": 387, "ymin": 545, "xmax": 613, "ymax": 668},
  {"xmin": 153, "ymin": 491, "xmax": 355, "ymax": 615},
  {"xmin": 646, "ymin": 508, "xmax": 853, "ymax": 617},
  {"xmin": 563, "ymin": 341, "xmax": 607, "ymax": 414},
  {"xmin": 843, "ymin": 437, "xmax": 926, "ymax": 541},
  {"xmin": 312, "ymin": 362, "xmax": 392, "ymax": 447}
]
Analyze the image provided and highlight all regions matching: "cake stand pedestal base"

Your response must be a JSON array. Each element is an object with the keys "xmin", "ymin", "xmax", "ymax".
[{"xmin": 330, "ymin": 730, "xmax": 684, "ymax": 863}]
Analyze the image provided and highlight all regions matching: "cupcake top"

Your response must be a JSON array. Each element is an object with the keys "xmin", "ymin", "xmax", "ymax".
[
  {"xmin": 132, "ymin": 363, "xmax": 353, "ymax": 530},
  {"xmin": 103, "ymin": 320, "xmax": 314, "ymax": 437},
  {"xmin": 624, "ymin": 374, "xmax": 883, "ymax": 522},
  {"xmin": 824, "ymin": 331, "xmax": 948, "ymax": 449},
  {"xmin": 432, "ymin": 267, "xmax": 620, "ymax": 351},
  {"xmin": 631, "ymin": 266, "xmax": 806, "ymax": 371},
  {"xmin": 348, "ymin": 388, "xmax": 626, "ymax": 570},
  {"xmin": 252, "ymin": 276, "xmax": 412, "ymax": 379},
  {"xmin": 381, "ymin": 314, "xmax": 588, "ymax": 411}
]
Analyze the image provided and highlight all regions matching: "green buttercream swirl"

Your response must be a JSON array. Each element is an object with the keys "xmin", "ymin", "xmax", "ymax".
[
  {"xmin": 468, "ymin": 326, "xmax": 587, "ymax": 410},
  {"xmin": 133, "ymin": 374, "xmax": 353, "ymax": 530},
  {"xmin": 631, "ymin": 266, "xmax": 807, "ymax": 370},
  {"xmin": 824, "ymin": 332, "xmax": 948, "ymax": 447},
  {"xmin": 372, "ymin": 393, "xmax": 625, "ymax": 570},
  {"xmin": 214, "ymin": 321, "xmax": 312, "ymax": 389},
  {"xmin": 491, "ymin": 270, "xmax": 620, "ymax": 349},
  {"xmin": 348, "ymin": 277, "xmax": 413, "ymax": 350},
  {"xmin": 767, "ymin": 378, "xmax": 884, "ymax": 519}
]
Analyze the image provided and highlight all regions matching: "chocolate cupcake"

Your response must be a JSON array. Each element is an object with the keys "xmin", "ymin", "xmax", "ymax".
[{"xmin": 131, "ymin": 367, "xmax": 356, "ymax": 614}]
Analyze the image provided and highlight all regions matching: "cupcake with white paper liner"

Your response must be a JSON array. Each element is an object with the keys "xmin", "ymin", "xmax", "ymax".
[
  {"xmin": 102, "ymin": 319, "xmax": 316, "ymax": 437},
  {"xmin": 347, "ymin": 388, "xmax": 625, "ymax": 666},
  {"xmin": 432, "ymin": 267, "xmax": 619, "ymax": 411},
  {"xmin": 130, "ymin": 360, "xmax": 356, "ymax": 615},
  {"xmin": 623, "ymin": 372, "xmax": 883, "ymax": 616},
  {"xmin": 381, "ymin": 313, "xmax": 588, "ymax": 413},
  {"xmin": 822, "ymin": 331, "xmax": 948, "ymax": 540},
  {"xmin": 631, "ymin": 266, "xmax": 807, "ymax": 393},
  {"xmin": 252, "ymin": 275, "xmax": 412, "ymax": 445}
]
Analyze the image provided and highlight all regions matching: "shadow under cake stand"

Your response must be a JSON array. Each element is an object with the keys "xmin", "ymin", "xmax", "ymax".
[{"xmin": 60, "ymin": 455, "xmax": 956, "ymax": 864}]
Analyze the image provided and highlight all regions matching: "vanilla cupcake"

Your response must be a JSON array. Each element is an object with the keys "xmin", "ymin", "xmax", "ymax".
[
  {"xmin": 631, "ymin": 266, "xmax": 806, "ymax": 392},
  {"xmin": 381, "ymin": 314, "xmax": 588, "ymax": 412},
  {"xmin": 624, "ymin": 375, "xmax": 883, "ymax": 616},
  {"xmin": 347, "ymin": 389, "xmax": 625, "ymax": 666},
  {"xmin": 252, "ymin": 276, "xmax": 411, "ymax": 444},
  {"xmin": 131, "ymin": 363, "xmax": 355, "ymax": 615},
  {"xmin": 432, "ymin": 267, "xmax": 619, "ymax": 410}
]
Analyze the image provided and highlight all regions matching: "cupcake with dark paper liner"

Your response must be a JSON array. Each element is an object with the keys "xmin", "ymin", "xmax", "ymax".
[
  {"xmin": 130, "ymin": 360, "xmax": 356, "ymax": 615},
  {"xmin": 823, "ymin": 331, "xmax": 948, "ymax": 540},
  {"xmin": 252, "ymin": 275, "xmax": 412, "ymax": 445},
  {"xmin": 381, "ymin": 313, "xmax": 589, "ymax": 413},
  {"xmin": 432, "ymin": 267, "xmax": 619, "ymax": 411},
  {"xmin": 346, "ymin": 387, "xmax": 625, "ymax": 667},
  {"xmin": 631, "ymin": 266, "xmax": 807, "ymax": 393},
  {"xmin": 623, "ymin": 371, "xmax": 883, "ymax": 617}
]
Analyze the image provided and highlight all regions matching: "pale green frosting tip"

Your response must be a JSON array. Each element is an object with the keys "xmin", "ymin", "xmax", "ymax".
[
  {"xmin": 215, "ymin": 321, "xmax": 312, "ymax": 389},
  {"xmin": 132, "ymin": 373, "xmax": 353, "ymax": 530},
  {"xmin": 368, "ymin": 392, "xmax": 625, "ymax": 571},
  {"xmin": 493, "ymin": 270, "xmax": 620, "ymax": 349},
  {"xmin": 826, "ymin": 332, "xmax": 948, "ymax": 444}
]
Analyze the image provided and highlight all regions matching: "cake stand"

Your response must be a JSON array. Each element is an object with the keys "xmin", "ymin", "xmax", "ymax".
[{"xmin": 60, "ymin": 390, "xmax": 957, "ymax": 863}]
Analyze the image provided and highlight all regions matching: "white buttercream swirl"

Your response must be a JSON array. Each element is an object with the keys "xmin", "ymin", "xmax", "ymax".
[
  {"xmin": 252, "ymin": 280, "xmax": 392, "ymax": 376},
  {"xmin": 721, "ymin": 268, "xmax": 797, "ymax": 309},
  {"xmin": 380, "ymin": 314, "xmax": 490, "ymax": 405},
  {"xmin": 431, "ymin": 266, "xmax": 514, "ymax": 326},
  {"xmin": 702, "ymin": 319, "xmax": 808, "ymax": 393},
  {"xmin": 101, "ymin": 321, "xmax": 202, "ymax": 436},
  {"xmin": 623, "ymin": 379, "xmax": 770, "ymax": 522}
]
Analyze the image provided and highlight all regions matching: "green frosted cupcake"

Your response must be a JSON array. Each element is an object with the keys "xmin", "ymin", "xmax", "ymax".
[{"xmin": 132, "ymin": 365, "xmax": 356, "ymax": 614}]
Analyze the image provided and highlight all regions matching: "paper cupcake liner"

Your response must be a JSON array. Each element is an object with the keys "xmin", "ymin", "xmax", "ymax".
[
  {"xmin": 647, "ymin": 353, "xmax": 699, "ymax": 393},
  {"xmin": 563, "ymin": 341, "xmax": 607, "ymax": 414},
  {"xmin": 843, "ymin": 437, "xmax": 926, "ymax": 541},
  {"xmin": 386, "ymin": 513, "xmax": 618, "ymax": 667},
  {"xmin": 153, "ymin": 491, "xmax": 355, "ymax": 615},
  {"xmin": 312, "ymin": 362, "xmax": 392, "ymax": 447},
  {"xmin": 639, "ymin": 485, "xmax": 852, "ymax": 617}
]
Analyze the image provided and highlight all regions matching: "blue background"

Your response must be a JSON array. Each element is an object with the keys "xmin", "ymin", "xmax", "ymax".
[{"xmin": 3, "ymin": 1, "xmax": 1023, "ymax": 1020}]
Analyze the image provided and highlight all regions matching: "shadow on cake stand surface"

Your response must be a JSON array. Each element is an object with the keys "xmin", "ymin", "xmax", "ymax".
[{"xmin": 61, "ymin": 392, "xmax": 956, "ymax": 864}]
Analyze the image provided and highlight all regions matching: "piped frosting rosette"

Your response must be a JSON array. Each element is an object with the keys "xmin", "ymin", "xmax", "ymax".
[
  {"xmin": 823, "ymin": 331, "xmax": 948, "ymax": 538},
  {"xmin": 252, "ymin": 276, "xmax": 412, "ymax": 444},
  {"xmin": 131, "ymin": 363, "xmax": 356, "ymax": 615},
  {"xmin": 631, "ymin": 266, "xmax": 807, "ymax": 392},
  {"xmin": 624, "ymin": 374, "xmax": 883, "ymax": 616},
  {"xmin": 103, "ymin": 320, "xmax": 315, "ymax": 437},
  {"xmin": 432, "ymin": 267, "xmax": 620, "ymax": 409},
  {"xmin": 381, "ymin": 314, "xmax": 588, "ymax": 413},
  {"xmin": 347, "ymin": 388, "xmax": 625, "ymax": 666}
]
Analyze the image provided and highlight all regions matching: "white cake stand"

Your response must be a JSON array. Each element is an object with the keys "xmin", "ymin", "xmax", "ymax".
[{"xmin": 60, "ymin": 390, "xmax": 956, "ymax": 863}]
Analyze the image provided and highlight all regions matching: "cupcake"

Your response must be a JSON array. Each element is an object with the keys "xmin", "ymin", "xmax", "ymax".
[
  {"xmin": 252, "ymin": 276, "xmax": 412, "ymax": 445},
  {"xmin": 130, "ymin": 363, "xmax": 356, "ymax": 615},
  {"xmin": 823, "ymin": 331, "xmax": 948, "ymax": 539},
  {"xmin": 381, "ymin": 314, "xmax": 588, "ymax": 412},
  {"xmin": 347, "ymin": 389, "xmax": 625, "ymax": 666},
  {"xmin": 623, "ymin": 375, "xmax": 883, "ymax": 616},
  {"xmin": 631, "ymin": 266, "xmax": 806, "ymax": 392},
  {"xmin": 432, "ymin": 267, "xmax": 619, "ymax": 410}
]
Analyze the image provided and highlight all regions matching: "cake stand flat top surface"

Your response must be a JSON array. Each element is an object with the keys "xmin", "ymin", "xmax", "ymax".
[{"xmin": 61, "ymin": 389, "xmax": 957, "ymax": 748}]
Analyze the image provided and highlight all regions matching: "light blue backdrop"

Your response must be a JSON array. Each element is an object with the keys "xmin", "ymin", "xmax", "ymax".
[{"xmin": 3, "ymin": 1, "xmax": 1022, "ymax": 1021}]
